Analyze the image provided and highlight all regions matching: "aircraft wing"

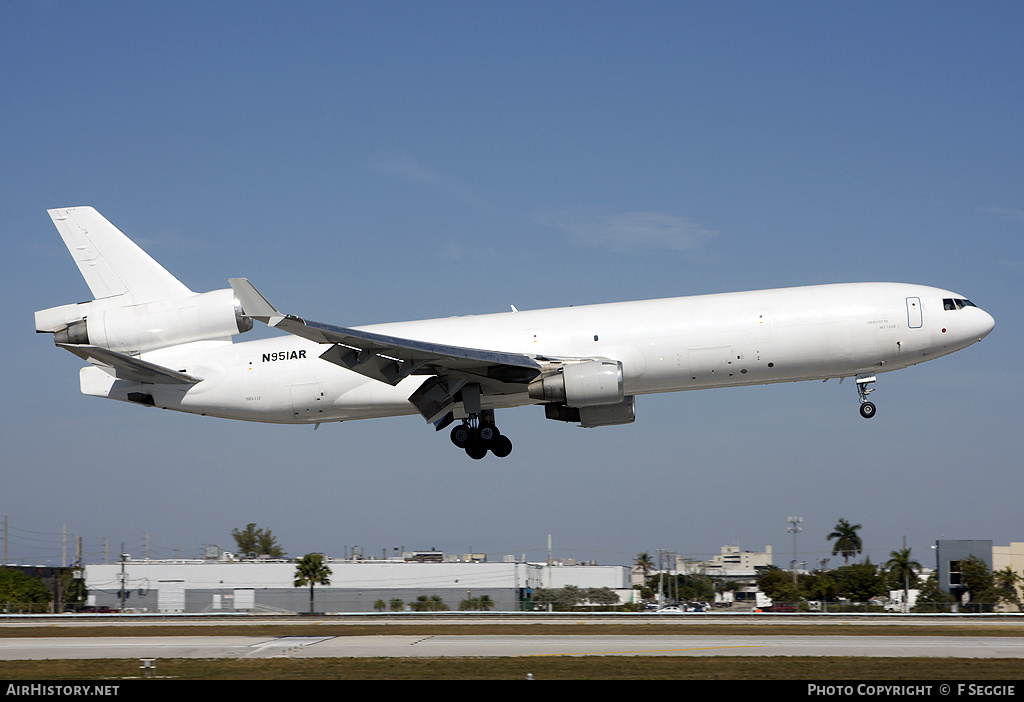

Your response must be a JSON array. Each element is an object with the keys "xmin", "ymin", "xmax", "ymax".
[
  {"xmin": 58, "ymin": 344, "xmax": 202, "ymax": 385},
  {"xmin": 230, "ymin": 278, "xmax": 543, "ymax": 421}
]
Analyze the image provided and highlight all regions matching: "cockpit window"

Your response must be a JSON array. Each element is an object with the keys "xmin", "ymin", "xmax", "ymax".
[{"xmin": 943, "ymin": 298, "xmax": 976, "ymax": 310}]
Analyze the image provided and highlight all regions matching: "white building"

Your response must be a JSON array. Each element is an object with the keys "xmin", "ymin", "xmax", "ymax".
[
  {"xmin": 705, "ymin": 545, "xmax": 774, "ymax": 576},
  {"xmin": 84, "ymin": 557, "xmax": 630, "ymax": 613}
]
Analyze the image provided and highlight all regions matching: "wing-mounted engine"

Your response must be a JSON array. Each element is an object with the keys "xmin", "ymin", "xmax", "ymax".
[
  {"xmin": 527, "ymin": 359, "xmax": 624, "ymax": 406},
  {"xmin": 36, "ymin": 288, "xmax": 252, "ymax": 354},
  {"xmin": 528, "ymin": 359, "xmax": 635, "ymax": 427}
]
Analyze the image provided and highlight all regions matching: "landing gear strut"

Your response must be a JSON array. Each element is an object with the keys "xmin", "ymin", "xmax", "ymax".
[
  {"xmin": 449, "ymin": 410, "xmax": 513, "ymax": 459},
  {"xmin": 856, "ymin": 375, "xmax": 877, "ymax": 419}
]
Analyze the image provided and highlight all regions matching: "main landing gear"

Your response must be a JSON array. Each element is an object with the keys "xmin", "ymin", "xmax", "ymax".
[
  {"xmin": 449, "ymin": 410, "xmax": 513, "ymax": 460},
  {"xmin": 856, "ymin": 375, "xmax": 877, "ymax": 419}
]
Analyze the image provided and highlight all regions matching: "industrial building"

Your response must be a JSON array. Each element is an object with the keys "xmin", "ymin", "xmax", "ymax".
[
  {"xmin": 935, "ymin": 539, "xmax": 993, "ymax": 602},
  {"xmin": 83, "ymin": 554, "xmax": 632, "ymax": 614}
]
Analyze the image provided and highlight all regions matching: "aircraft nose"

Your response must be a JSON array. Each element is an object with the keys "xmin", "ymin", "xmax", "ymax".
[{"xmin": 977, "ymin": 308, "xmax": 996, "ymax": 340}]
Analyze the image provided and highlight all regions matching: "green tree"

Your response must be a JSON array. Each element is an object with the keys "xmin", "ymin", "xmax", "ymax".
[
  {"xmin": 633, "ymin": 553, "xmax": 655, "ymax": 580},
  {"xmin": 530, "ymin": 586, "xmax": 582, "ymax": 611},
  {"xmin": 916, "ymin": 571, "xmax": 955, "ymax": 612},
  {"xmin": 373, "ymin": 599, "xmax": 386, "ymax": 612},
  {"xmin": 832, "ymin": 561, "xmax": 886, "ymax": 603},
  {"xmin": 827, "ymin": 518, "xmax": 863, "ymax": 565},
  {"xmin": 959, "ymin": 555, "xmax": 999, "ymax": 612},
  {"xmin": 388, "ymin": 598, "xmax": 404, "ymax": 612},
  {"xmin": 410, "ymin": 594, "xmax": 449, "ymax": 611},
  {"xmin": 643, "ymin": 573, "xmax": 715, "ymax": 603},
  {"xmin": 293, "ymin": 553, "xmax": 332, "ymax": 614},
  {"xmin": 60, "ymin": 568, "xmax": 86, "ymax": 612},
  {"xmin": 756, "ymin": 566, "xmax": 799, "ymax": 603},
  {"xmin": 231, "ymin": 523, "xmax": 285, "ymax": 558},
  {"xmin": 884, "ymin": 547, "xmax": 922, "ymax": 611},
  {"xmin": 994, "ymin": 567, "xmax": 1022, "ymax": 611},
  {"xmin": 0, "ymin": 568, "xmax": 53, "ymax": 613},
  {"xmin": 529, "ymin": 585, "xmax": 619, "ymax": 611},
  {"xmin": 802, "ymin": 571, "xmax": 840, "ymax": 603},
  {"xmin": 585, "ymin": 587, "xmax": 620, "ymax": 606},
  {"xmin": 459, "ymin": 598, "xmax": 475, "ymax": 611}
]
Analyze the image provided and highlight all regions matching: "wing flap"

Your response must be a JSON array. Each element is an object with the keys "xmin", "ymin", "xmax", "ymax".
[{"xmin": 289, "ymin": 317, "xmax": 542, "ymax": 385}]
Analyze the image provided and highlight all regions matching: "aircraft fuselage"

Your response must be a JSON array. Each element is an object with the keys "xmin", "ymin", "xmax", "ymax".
[{"xmin": 80, "ymin": 282, "xmax": 994, "ymax": 425}]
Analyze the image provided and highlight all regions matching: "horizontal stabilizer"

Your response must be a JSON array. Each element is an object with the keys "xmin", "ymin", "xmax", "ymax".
[{"xmin": 58, "ymin": 344, "xmax": 201, "ymax": 385}]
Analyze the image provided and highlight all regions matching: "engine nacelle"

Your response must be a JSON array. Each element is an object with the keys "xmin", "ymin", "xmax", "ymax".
[
  {"xmin": 527, "ymin": 359, "xmax": 624, "ymax": 407},
  {"xmin": 47, "ymin": 288, "xmax": 252, "ymax": 354}
]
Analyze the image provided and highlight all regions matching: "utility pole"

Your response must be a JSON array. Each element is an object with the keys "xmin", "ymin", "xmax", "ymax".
[
  {"xmin": 903, "ymin": 535, "xmax": 910, "ymax": 614},
  {"xmin": 119, "ymin": 545, "xmax": 127, "ymax": 612},
  {"xmin": 788, "ymin": 516, "xmax": 803, "ymax": 591},
  {"xmin": 657, "ymin": 549, "xmax": 665, "ymax": 603}
]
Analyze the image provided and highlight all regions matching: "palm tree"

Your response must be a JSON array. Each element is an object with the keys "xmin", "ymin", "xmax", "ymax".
[
  {"xmin": 885, "ymin": 547, "xmax": 922, "ymax": 612},
  {"xmin": 293, "ymin": 553, "xmax": 332, "ymax": 614},
  {"xmin": 994, "ymin": 567, "xmax": 1022, "ymax": 611},
  {"xmin": 633, "ymin": 553, "xmax": 655, "ymax": 580},
  {"xmin": 827, "ymin": 518, "xmax": 863, "ymax": 565}
]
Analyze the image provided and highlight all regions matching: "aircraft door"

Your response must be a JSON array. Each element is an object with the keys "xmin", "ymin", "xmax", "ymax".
[
  {"xmin": 906, "ymin": 297, "xmax": 922, "ymax": 329},
  {"xmin": 290, "ymin": 382, "xmax": 326, "ymax": 419}
]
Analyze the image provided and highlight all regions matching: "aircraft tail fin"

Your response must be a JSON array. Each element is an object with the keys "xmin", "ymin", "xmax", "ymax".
[
  {"xmin": 47, "ymin": 206, "xmax": 192, "ymax": 302},
  {"xmin": 37, "ymin": 208, "xmax": 251, "ymax": 353}
]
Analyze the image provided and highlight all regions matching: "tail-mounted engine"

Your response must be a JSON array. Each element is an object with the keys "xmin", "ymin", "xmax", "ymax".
[{"xmin": 36, "ymin": 288, "xmax": 252, "ymax": 354}]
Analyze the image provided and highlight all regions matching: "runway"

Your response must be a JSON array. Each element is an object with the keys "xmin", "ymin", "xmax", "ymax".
[{"xmin": 3, "ymin": 633, "xmax": 1023, "ymax": 660}]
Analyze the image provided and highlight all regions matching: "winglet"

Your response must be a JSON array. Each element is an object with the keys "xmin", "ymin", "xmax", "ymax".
[{"xmin": 229, "ymin": 278, "xmax": 283, "ymax": 325}]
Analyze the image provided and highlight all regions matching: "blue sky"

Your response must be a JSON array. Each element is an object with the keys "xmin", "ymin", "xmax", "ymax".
[{"xmin": 2, "ymin": 2, "xmax": 1021, "ymax": 570}]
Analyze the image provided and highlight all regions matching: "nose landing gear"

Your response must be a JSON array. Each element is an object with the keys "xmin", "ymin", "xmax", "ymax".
[{"xmin": 856, "ymin": 375, "xmax": 877, "ymax": 419}]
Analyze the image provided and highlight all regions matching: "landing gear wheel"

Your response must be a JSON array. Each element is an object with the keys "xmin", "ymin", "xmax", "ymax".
[
  {"xmin": 490, "ymin": 434, "xmax": 513, "ymax": 458},
  {"xmin": 450, "ymin": 409, "xmax": 512, "ymax": 459},
  {"xmin": 466, "ymin": 443, "xmax": 488, "ymax": 460},
  {"xmin": 450, "ymin": 424, "xmax": 472, "ymax": 448},
  {"xmin": 859, "ymin": 401, "xmax": 876, "ymax": 419}
]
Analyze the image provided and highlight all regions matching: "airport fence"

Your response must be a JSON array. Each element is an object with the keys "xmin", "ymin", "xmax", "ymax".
[
  {"xmin": 0, "ymin": 602, "xmax": 53, "ymax": 614},
  {"xmin": 754, "ymin": 601, "xmax": 1015, "ymax": 614}
]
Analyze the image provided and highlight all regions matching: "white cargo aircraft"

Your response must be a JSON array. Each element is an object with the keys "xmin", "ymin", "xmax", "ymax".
[{"xmin": 36, "ymin": 207, "xmax": 994, "ymax": 459}]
